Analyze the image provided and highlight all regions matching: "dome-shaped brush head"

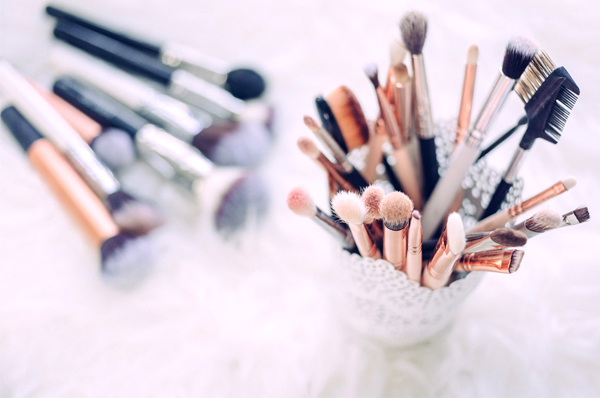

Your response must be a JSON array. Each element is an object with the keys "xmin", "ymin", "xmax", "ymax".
[{"xmin": 101, "ymin": 233, "xmax": 156, "ymax": 287}]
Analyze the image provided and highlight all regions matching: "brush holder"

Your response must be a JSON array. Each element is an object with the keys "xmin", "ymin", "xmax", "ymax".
[{"xmin": 332, "ymin": 120, "xmax": 523, "ymax": 347}]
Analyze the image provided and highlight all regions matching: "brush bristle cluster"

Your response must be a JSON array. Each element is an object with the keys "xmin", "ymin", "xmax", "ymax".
[
  {"xmin": 380, "ymin": 192, "xmax": 413, "ymax": 231},
  {"xmin": 362, "ymin": 185, "xmax": 385, "ymax": 223},
  {"xmin": 297, "ymin": 136, "xmax": 320, "ymax": 159},
  {"xmin": 526, "ymin": 209, "xmax": 562, "ymax": 233},
  {"xmin": 491, "ymin": 228, "xmax": 528, "ymax": 247},
  {"xmin": 400, "ymin": 11, "xmax": 428, "ymax": 55},
  {"xmin": 502, "ymin": 36, "xmax": 539, "ymax": 79},
  {"xmin": 287, "ymin": 187, "xmax": 317, "ymax": 218},
  {"xmin": 509, "ymin": 250, "xmax": 525, "ymax": 273}
]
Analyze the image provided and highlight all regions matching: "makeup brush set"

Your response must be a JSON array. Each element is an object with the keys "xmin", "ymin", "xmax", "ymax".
[
  {"xmin": 287, "ymin": 9, "xmax": 590, "ymax": 330},
  {"xmin": 0, "ymin": 5, "xmax": 273, "ymax": 285}
]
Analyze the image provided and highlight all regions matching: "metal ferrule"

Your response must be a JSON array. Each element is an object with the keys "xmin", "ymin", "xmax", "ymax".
[
  {"xmin": 169, "ymin": 69, "xmax": 245, "ymax": 120},
  {"xmin": 462, "ymin": 232, "xmax": 504, "ymax": 254},
  {"xmin": 412, "ymin": 54, "xmax": 435, "ymax": 139},
  {"xmin": 508, "ymin": 181, "xmax": 566, "ymax": 218},
  {"xmin": 466, "ymin": 73, "xmax": 515, "ymax": 148},
  {"xmin": 503, "ymin": 147, "xmax": 528, "ymax": 183},
  {"xmin": 427, "ymin": 230, "xmax": 460, "ymax": 278},
  {"xmin": 383, "ymin": 226, "xmax": 408, "ymax": 270},
  {"xmin": 348, "ymin": 223, "xmax": 381, "ymax": 259},
  {"xmin": 160, "ymin": 42, "xmax": 229, "ymax": 86},
  {"xmin": 560, "ymin": 211, "xmax": 580, "ymax": 227},
  {"xmin": 63, "ymin": 143, "xmax": 121, "ymax": 197},
  {"xmin": 135, "ymin": 124, "xmax": 214, "ymax": 190},
  {"xmin": 314, "ymin": 208, "xmax": 355, "ymax": 250},
  {"xmin": 455, "ymin": 250, "xmax": 512, "ymax": 273}
]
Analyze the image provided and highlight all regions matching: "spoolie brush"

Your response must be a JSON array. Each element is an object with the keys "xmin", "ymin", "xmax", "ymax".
[
  {"xmin": 380, "ymin": 191, "xmax": 414, "ymax": 271},
  {"xmin": 287, "ymin": 187, "xmax": 355, "ymax": 250},
  {"xmin": 512, "ymin": 209, "xmax": 562, "ymax": 238}
]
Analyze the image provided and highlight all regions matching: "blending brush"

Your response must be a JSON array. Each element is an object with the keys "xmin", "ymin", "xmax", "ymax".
[
  {"xmin": 46, "ymin": 5, "xmax": 266, "ymax": 100},
  {"xmin": 0, "ymin": 61, "xmax": 164, "ymax": 235},
  {"xmin": 380, "ymin": 191, "xmax": 414, "ymax": 271},
  {"xmin": 469, "ymin": 177, "xmax": 576, "ymax": 233},
  {"xmin": 52, "ymin": 19, "xmax": 248, "ymax": 120},
  {"xmin": 405, "ymin": 210, "xmax": 422, "ymax": 282},
  {"xmin": 332, "ymin": 191, "xmax": 381, "ymax": 259},
  {"xmin": 422, "ymin": 213, "xmax": 466, "ymax": 290},
  {"xmin": 421, "ymin": 36, "xmax": 538, "ymax": 238},
  {"xmin": 296, "ymin": 136, "xmax": 357, "ymax": 193},
  {"xmin": 364, "ymin": 63, "xmax": 422, "ymax": 209},
  {"xmin": 303, "ymin": 116, "xmax": 370, "ymax": 190},
  {"xmin": 287, "ymin": 187, "xmax": 355, "ymax": 250},
  {"xmin": 455, "ymin": 45, "xmax": 479, "ymax": 148},
  {"xmin": 481, "ymin": 52, "xmax": 580, "ymax": 218},
  {"xmin": 455, "ymin": 249, "xmax": 524, "ymax": 274},
  {"xmin": 557, "ymin": 206, "xmax": 590, "ymax": 229},
  {"xmin": 1, "ymin": 106, "xmax": 154, "ymax": 284},
  {"xmin": 400, "ymin": 11, "xmax": 439, "ymax": 199},
  {"xmin": 512, "ymin": 209, "xmax": 562, "ymax": 238},
  {"xmin": 361, "ymin": 184, "xmax": 385, "ymax": 246},
  {"xmin": 462, "ymin": 228, "xmax": 527, "ymax": 254}
]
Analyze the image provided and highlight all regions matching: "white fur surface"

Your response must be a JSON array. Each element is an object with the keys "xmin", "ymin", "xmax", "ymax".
[{"xmin": 1, "ymin": 0, "xmax": 600, "ymax": 397}]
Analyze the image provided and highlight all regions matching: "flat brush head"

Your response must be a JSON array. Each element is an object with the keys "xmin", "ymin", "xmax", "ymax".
[
  {"xmin": 325, "ymin": 86, "xmax": 369, "ymax": 150},
  {"xmin": 224, "ymin": 68, "xmax": 266, "ymax": 100},
  {"xmin": 297, "ymin": 136, "xmax": 320, "ymax": 159},
  {"xmin": 332, "ymin": 191, "xmax": 366, "ymax": 225},
  {"xmin": 509, "ymin": 250, "xmax": 525, "ymax": 273},
  {"xmin": 106, "ymin": 191, "xmax": 166, "ymax": 235},
  {"xmin": 574, "ymin": 206, "xmax": 590, "ymax": 223},
  {"xmin": 490, "ymin": 228, "xmax": 528, "ymax": 247},
  {"xmin": 361, "ymin": 185, "xmax": 385, "ymax": 223},
  {"xmin": 502, "ymin": 36, "xmax": 538, "ymax": 79},
  {"xmin": 101, "ymin": 233, "xmax": 155, "ymax": 287},
  {"xmin": 400, "ymin": 11, "xmax": 428, "ymax": 55},
  {"xmin": 363, "ymin": 63, "xmax": 380, "ymax": 89},
  {"xmin": 447, "ymin": 213, "xmax": 466, "ymax": 254},
  {"xmin": 90, "ymin": 128, "xmax": 137, "ymax": 170},
  {"xmin": 467, "ymin": 45, "xmax": 479, "ymax": 65},
  {"xmin": 380, "ymin": 191, "xmax": 413, "ymax": 231},
  {"xmin": 287, "ymin": 187, "xmax": 317, "ymax": 218},
  {"xmin": 525, "ymin": 209, "xmax": 561, "ymax": 233}
]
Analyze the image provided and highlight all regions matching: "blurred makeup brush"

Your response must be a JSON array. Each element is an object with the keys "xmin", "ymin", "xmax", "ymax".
[
  {"xmin": 405, "ymin": 210, "xmax": 422, "ymax": 282},
  {"xmin": 390, "ymin": 64, "xmax": 413, "ymax": 143},
  {"xmin": 332, "ymin": 191, "xmax": 381, "ymax": 259},
  {"xmin": 1, "ymin": 106, "xmax": 154, "ymax": 285},
  {"xmin": 46, "ymin": 5, "xmax": 266, "ymax": 100},
  {"xmin": 469, "ymin": 177, "xmax": 576, "ymax": 233},
  {"xmin": 0, "ymin": 61, "xmax": 164, "ymax": 235},
  {"xmin": 364, "ymin": 63, "xmax": 422, "ymax": 210},
  {"xmin": 315, "ymin": 96, "xmax": 347, "ymax": 153},
  {"xmin": 30, "ymin": 80, "xmax": 136, "ymax": 170},
  {"xmin": 381, "ymin": 192, "xmax": 414, "ymax": 271},
  {"xmin": 557, "ymin": 206, "xmax": 590, "ymax": 229},
  {"xmin": 462, "ymin": 228, "xmax": 527, "ymax": 254},
  {"xmin": 303, "ymin": 116, "xmax": 369, "ymax": 190},
  {"xmin": 296, "ymin": 136, "xmax": 357, "ymax": 193},
  {"xmin": 400, "ymin": 11, "xmax": 439, "ymax": 199},
  {"xmin": 512, "ymin": 209, "xmax": 561, "ymax": 238},
  {"xmin": 455, "ymin": 45, "xmax": 479, "ymax": 148},
  {"xmin": 455, "ymin": 249, "xmax": 524, "ymax": 274},
  {"xmin": 421, "ymin": 36, "xmax": 538, "ymax": 238},
  {"xmin": 422, "ymin": 213, "xmax": 465, "ymax": 290},
  {"xmin": 481, "ymin": 51, "xmax": 580, "ymax": 218},
  {"xmin": 361, "ymin": 184, "xmax": 385, "ymax": 246},
  {"xmin": 325, "ymin": 86, "xmax": 370, "ymax": 151},
  {"xmin": 287, "ymin": 187, "xmax": 355, "ymax": 250},
  {"xmin": 52, "ymin": 19, "xmax": 247, "ymax": 120}
]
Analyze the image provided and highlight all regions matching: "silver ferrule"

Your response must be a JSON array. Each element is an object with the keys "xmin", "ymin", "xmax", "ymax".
[
  {"xmin": 314, "ymin": 208, "xmax": 355, "ymax": 250},
  {"xmin": 412, "ymin": 54, "xmax": 435, "ymax": 139},
  {"xmin": 135, "ymin": 124, "xmax": 214, "ymax": 190},
  {"xmin": 561, "ymin": 211, "xmax": 580, "ymax": 227},
  {"xmin": 160, "ymin": 42, "xmax": 229, "ymax": 86},
  {"xmin": 169, "ymin": 69, "xmax": 245, "ymax": 120},
  {"xmin": 137, "ymin": 91, "xmax": 212, "ymax": 143},
  {"xmin": 503, "ymin": 147, "xmax": 528, "ymax": 183},
  {"xmin": 64, "ymin": 144, "xmax": 120, "ymax": 197},
  {"xmin": 466, "ymin": 73, "xmax": 515, "ymax": 147}
]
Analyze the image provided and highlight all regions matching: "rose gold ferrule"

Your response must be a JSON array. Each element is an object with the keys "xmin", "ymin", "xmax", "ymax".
[
  {"xmin": 27, "ymin": 139, "xmax": 119, "ymax": 248},
  {"xmin": 455, "ymin": 249, "xmax": 514, "ymax": 273},
  {"xmin": 508, "ymin": 181, "xmax": 567, "ymax": 218},
  {"xmin": 455, "ymin": 63, "xmax": 477, "ymax": 148},
  {"xmin": 383, "ymin": 226, "xmax": 408, "ymax": 271},
  {"xmin": 462, "ymin": 232, "xmax": 505, "ymax": 254},
  {"xmin": 348, "ymin": 223, "xmax": 381, "ymax": 259}
]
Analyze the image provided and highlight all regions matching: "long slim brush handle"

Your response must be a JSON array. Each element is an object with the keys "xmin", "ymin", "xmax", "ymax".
[
  {"xmin": 315, "ymin": 96, "xmax": 348, "ymax": 153},
  {"xmin": 477, "ymin": 115, "xmax": 528, "ymax": 161},
  {"xmin": 418, "ymin": 136, "xmax": 439, "ymax": 199},
  {"xmin": 392, "ymin": 146, "xmax": 422, "ymax": 210},
  {"xmin": 480, "ymin": 179, "xmax": 513, "ymax": 219}
]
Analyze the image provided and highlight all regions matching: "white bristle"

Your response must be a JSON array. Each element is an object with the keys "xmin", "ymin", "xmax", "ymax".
[
  {"xmin": 287, "ymin": 187, "xmax": 317, "ymax": 218},
  {"xmin": 101, "ymin": 234, "xmax": 155, "ymax": 287},
  {"xmin": 332, "ymin": 191, "xmax": 366, "ymax": 225},
  {"xmin": 562, "ymin": 177, "xmax": 577, "ymax": 190},
  {"xmin": 297, "ymin": 136, "xmax": 320, "ymax": 159},
  {"xmin": 467, "ymin": 44, "xmax": 479, "ymax": 65},
  {"xmin": 447, "ymin": 213, "xmax": 466, "ymax": 254},
  {"xmin": 90, "ymin": 128, "xmax": 136, "ymax": 170}
]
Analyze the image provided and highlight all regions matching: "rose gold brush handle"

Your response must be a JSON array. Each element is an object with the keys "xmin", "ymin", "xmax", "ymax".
[{"xmin": 348, "ymin": 224, "xmax": 381, "ymax": 259}]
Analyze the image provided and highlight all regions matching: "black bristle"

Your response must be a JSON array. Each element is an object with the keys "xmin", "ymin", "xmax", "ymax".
[
  {"xmin": 363, "ymin": 63, "xmax": 379, "ymax": 88},
  {"xmin": 502, "ymin": 36, "xmax": 538, "ymax": 79},
  {"xmin": 399, "ymin": 11, "xmax": 428, "ymax": 55}
]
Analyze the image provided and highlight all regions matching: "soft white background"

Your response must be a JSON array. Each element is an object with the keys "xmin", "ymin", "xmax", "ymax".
[{"xmin": 1, "ymin": 0, "xmax": 600, "ymax": 396}]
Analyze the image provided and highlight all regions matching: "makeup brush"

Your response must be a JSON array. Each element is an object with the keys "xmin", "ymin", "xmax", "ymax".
[
  {"xmin": 315, "ymin": 96, "xmax": 348, "ymax": 153},
  {"xmin": 52, "ymin": 19, "xmax": 247, "ymax": 120},
  {"xmin": 400, "ymin": 11, "xmax": 439, "ymax": 199},
  {"xmin": 0, "ymin": 60, "xmax": 164, "ymax": 235},
  {"xmin": 296, "ymin": 136, "xmax": 357, "ymax": 193},
  {"xmin": 557, "ymin": 206, "xmax": 590, "ymax": 228},
  {"xmin": 30, "ymin": 79, "xmax": 136, "ymax": 170},
  {"xmin": 390, "ymin": 64, "xmax": 413, "ymax": 143},
  {"xmin": 364, "ymin": 63, "xmax": 422, "ymax": 210},
  {"xmin": 512, "ymin": 209, "xmax": 562, "ymax": 238},
  {"xmin": 421, "ymin": 37, "xmax": 538, "ymax": 238},
  {"xmin": 422, "ymin": 213, "xmax": 466, "ymax": 290},
  {"xmin": 469, "ymin": 177, "xmax": 576, "ymax": 233},
  {"xmin": 332, "ymin": 191, "xmax": 381, "ymax": 259},
  {"xmin": 405, "ymin": 210, "xmax": 422, "ymax": 282},
  {"xmin": 462, "ymin": 228, "xmax": 527, "ymax": 254},
  {"xmin": 455, "ymin": 45, "xmax": 479, "ymax": 148},
  {"xmin": 287, "ymin": 187, "xmax": 355, "ymax": 250},
  {"xmin": 476, "ymin": 115, "xmax": 528, "ymax": 161},
  {"xmin": 46, "ymin": 5, "xmax": 266, "ymax": 100},
  {"xmin": 303, "ymin": 116, "xmax": 370, "ymax": 190},
  {"xmin": 481, "ymin": 52, "xmax": 580, "ymax": 218},
  {"xmin": 1, "ymin": 106, "xmax": 154, "ymax": 284},
  {"xmin": 380, "ymin": 191, "xmax": 414, "ymax": 271},
  {"xmin": 455, "ymin": 249, "xmax": 524, "ymax": 274},
  {"xmin": 325, "ymin": 86, "xmax": 370, "ymax": 151},
  {"xmin": 362, "ymin": 185, "xmax": 385, "ymax": 224}
]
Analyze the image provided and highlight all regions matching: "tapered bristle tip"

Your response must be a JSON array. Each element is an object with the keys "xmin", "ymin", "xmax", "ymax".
[
  {"xmin": 526, "ymin": 209, "xmax": 561, "ymax": 232},
  {"xmin": 380, "ymin": 192, "xmax": 413, "ymax": 231},
  {"xmin": 467, "ymin": 45, "xmax": 479, "ymax": 65},
  {"xmin": 574, "ymin": 206, "xmax": 590, "ymax": 223},
  {"xmin": 562, "ymin": 177, "xmax": 577, "ymax": 190},
  {"xmin": 287, "ymin": 187, "xmax": 317, "ymax": 217},
  {"xmin": 297, "ymin": 136, "xmax": 320, "ymax": 159},
  {"xmin": 400, "ymin": 11, "xmax": 428, "ymax": 55}
]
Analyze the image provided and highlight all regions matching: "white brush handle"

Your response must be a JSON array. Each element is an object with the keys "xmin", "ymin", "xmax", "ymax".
[
  {"xmin": 468, "ymin": 211, "xmax": 512, "ymax": 233},
  {"xmin": 421, "ymin": 142, "xmax": 479, "ymax": 239}
]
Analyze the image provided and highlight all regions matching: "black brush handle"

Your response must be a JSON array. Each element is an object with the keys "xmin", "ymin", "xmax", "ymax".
[
  {"xmin": 419, "ymin": 136, "xmax": 440, "ymax": 199},
  {"xmin": 53, "ymin": 20, "xmax": 174, "ymax": 86},
  {"xmin": 422, "ymin": 238, "xmax": 437, "ymax": 259},
  {"xmin": 46, "ymin": 5, "xmax": 162, "ymax": 56},
  {"xmin": 53, "ymin": 77, "xmax": 148, "ymax": 136},
  {"xmin": 480, "ymin": 179, "xmax": 512, "ymax": 219},
  {"xmin": 1, "ymin": 106, "xmax": 44, "ymax": 152},
  {"xmin": 315, "ymin": 96, "xmax": 348, "ymax": 153},
  {"xmin": 477, "ymin": 115, "xmax": 528, "ymax": 162}
]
